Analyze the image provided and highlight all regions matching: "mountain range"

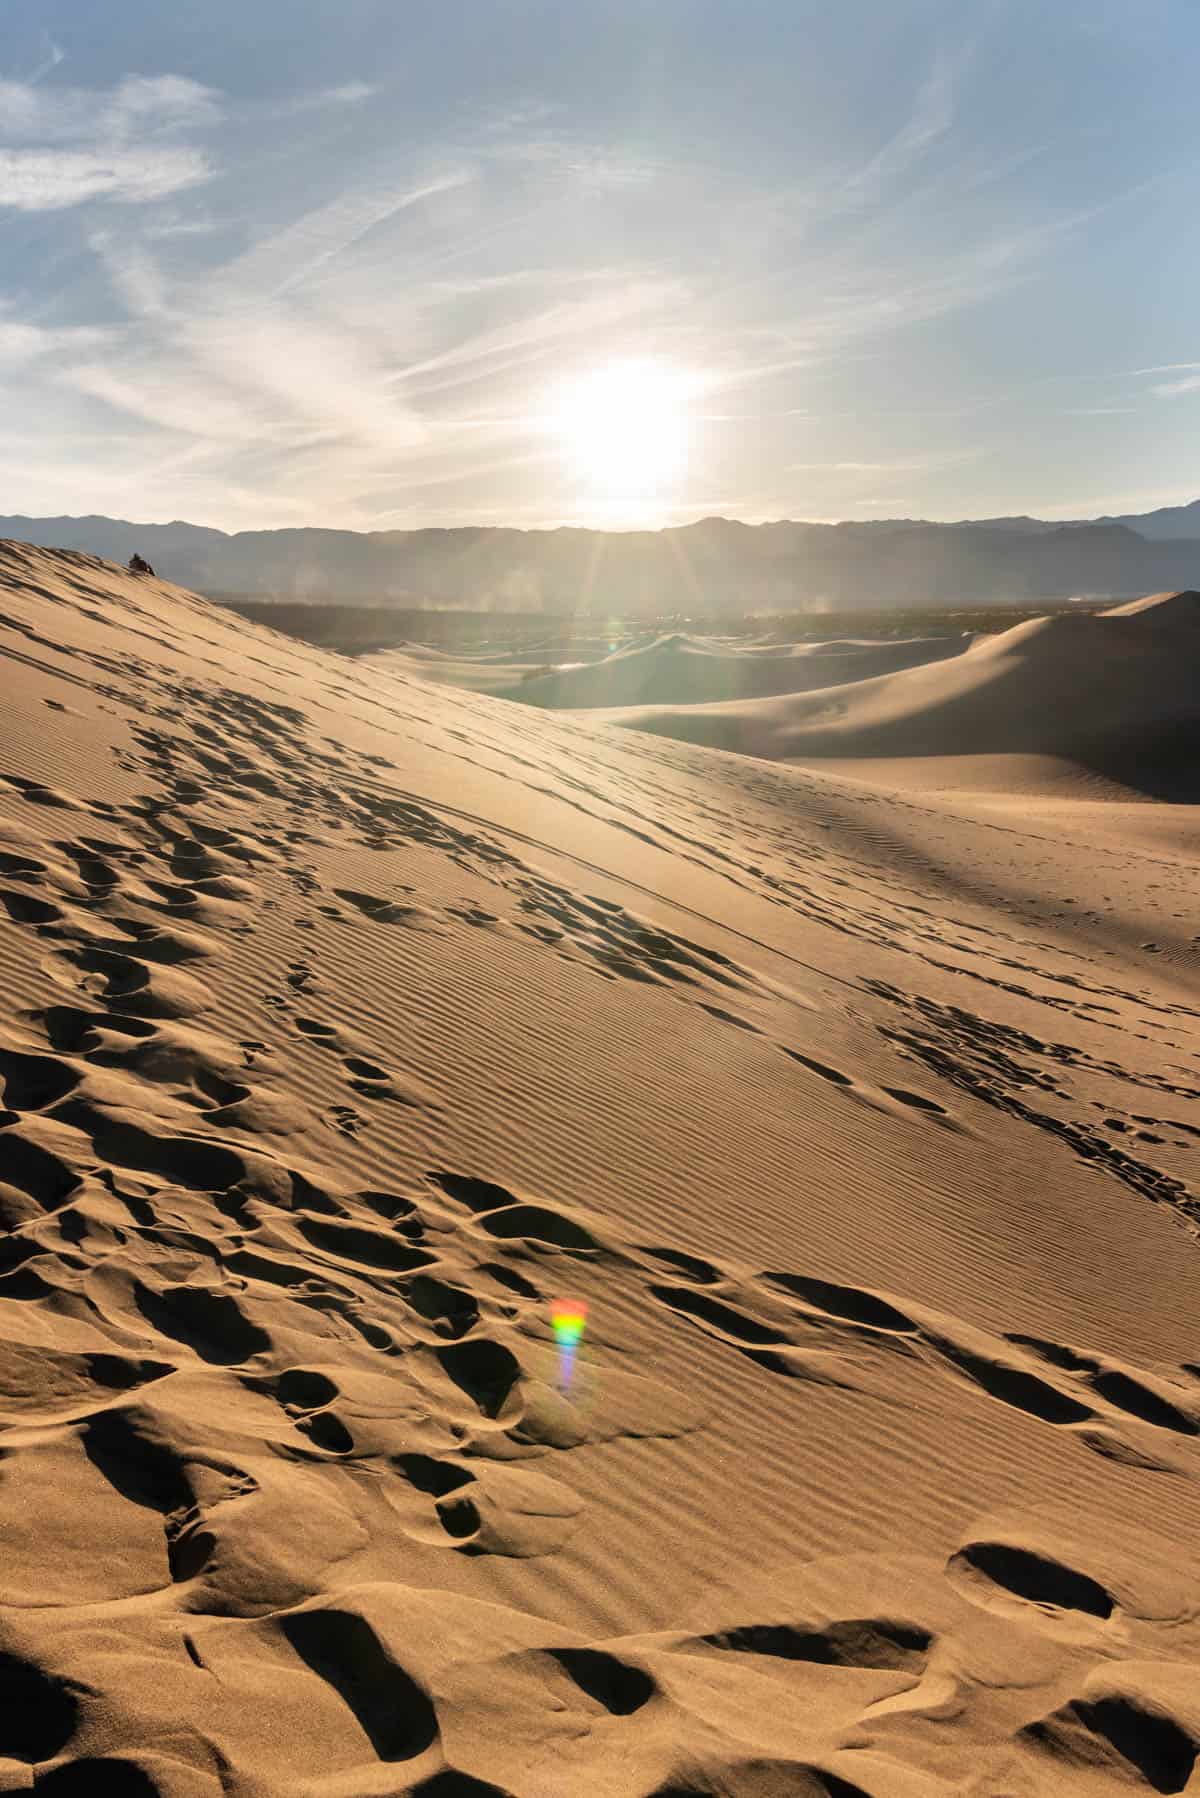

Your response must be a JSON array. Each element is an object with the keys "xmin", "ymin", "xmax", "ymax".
[{"xmin": 4, "ymin": 501, "xmax": 1200, "ymax": 613}]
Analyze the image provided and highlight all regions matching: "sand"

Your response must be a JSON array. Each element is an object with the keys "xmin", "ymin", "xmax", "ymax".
[
  {"xmin": 1, "ymin": 538, "xmax": 1199, "ymax": 1795},
  {"xmin": 367, "ymin": 631, "xmax": 972, "ymax": 708},
  {"xmin": 596, "ymin": 594, "xmax": 1200, "ymax": 802}
]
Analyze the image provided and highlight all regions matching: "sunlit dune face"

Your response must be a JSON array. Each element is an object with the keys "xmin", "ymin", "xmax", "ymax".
[{"xmin": 551, "ymin": 359, "xmax": 693, "ymax": 501}]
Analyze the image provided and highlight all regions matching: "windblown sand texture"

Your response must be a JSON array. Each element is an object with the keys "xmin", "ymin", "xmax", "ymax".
[{"xmin": 1, "ymin": 539, "xmax": 1199, "ymax": 1796}]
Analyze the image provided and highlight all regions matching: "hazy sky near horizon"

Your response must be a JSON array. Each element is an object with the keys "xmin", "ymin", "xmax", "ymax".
[{"xmin": 3, "ymin": 0, "xmax": 1200, "ymax": 533}]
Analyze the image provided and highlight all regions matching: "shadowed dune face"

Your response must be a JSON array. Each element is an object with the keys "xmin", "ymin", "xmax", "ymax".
[
  {"xmin": 0, "ymin": 539, "xmax": 1199, "ymax": 1795},
  {"xmin": 592, "ymin": 592, "xmax": 1200, "ymax": 799}
]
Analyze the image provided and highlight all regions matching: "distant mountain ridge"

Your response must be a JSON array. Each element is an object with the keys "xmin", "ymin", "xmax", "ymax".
[{"xmin": 3, "ymin": 505, "xmax": 1199, "ymax": 613}]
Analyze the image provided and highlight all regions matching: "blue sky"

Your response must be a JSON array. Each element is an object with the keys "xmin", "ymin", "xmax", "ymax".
[{"xmin": 2, "ymin": 0, "xmax": 1199, "ymax": 531}]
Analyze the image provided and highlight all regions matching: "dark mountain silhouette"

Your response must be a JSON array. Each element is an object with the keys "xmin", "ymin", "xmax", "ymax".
[{"xmin": 2, "ymin": 506, "xmax": 1199, "ymax": 613}]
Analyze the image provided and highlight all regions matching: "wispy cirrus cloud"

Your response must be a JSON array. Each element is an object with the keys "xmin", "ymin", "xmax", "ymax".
[
  {"xmin": 218, "ymin": 171, "xmax": 473, "ymax": 300},
  {"xmin": 0, "ymin": 315, "xmax": 109, "ymax": 364},
  {"xmin": 841, "ymin": 48, "xmax": 963, "ymax": 204},
  {"xmin": 1151, "ymin": 371, "xmax": 1200, "ymax": 397},
  {"xmin": 0, "ymin": 73, "xmax": 219, "ymax": 212},
  {"xmin": 0, "ymin": 145, "xmax": 211, "ymax": 211},
  {"xmin": 256, "ymin": 82, "xmax": 380, "ymax": 120}
]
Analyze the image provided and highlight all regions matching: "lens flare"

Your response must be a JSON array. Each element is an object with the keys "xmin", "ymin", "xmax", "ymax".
[{"xmin": 551, "ymin": 1298, "xmax": 588, "ymax": 1390}]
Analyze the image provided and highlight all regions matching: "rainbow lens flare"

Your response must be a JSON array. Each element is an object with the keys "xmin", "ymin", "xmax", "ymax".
[
  {"xmin": 552, "ymin": 1301, "xmax": 587, "ymax": 1347},
  {"xmin": 551, "ymin": 1299, "xmax": 588, "ymax": 1389}
]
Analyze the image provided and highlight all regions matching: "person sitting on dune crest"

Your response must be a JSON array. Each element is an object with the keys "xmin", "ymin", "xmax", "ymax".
[{"xmin": 128, "ymin": 552, "xmax": 155, "ymax": 577}]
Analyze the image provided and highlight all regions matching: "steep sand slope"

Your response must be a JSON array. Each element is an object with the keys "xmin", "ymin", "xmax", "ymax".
[
  {"xmin": 1, "ymin": 541, "xmax": 1199, "ymax": 1795},
  {"xmin": 598, "ymin": 594, "xmax": 1200, "ymax": 799}
]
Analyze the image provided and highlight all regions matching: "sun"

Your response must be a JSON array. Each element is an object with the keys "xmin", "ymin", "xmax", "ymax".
[{"xmin": 551, "ymin": 359, "xmax": 694, "ymax": 499}]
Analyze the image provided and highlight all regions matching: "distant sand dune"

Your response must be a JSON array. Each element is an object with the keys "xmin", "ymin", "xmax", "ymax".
[
  {"xmin": 505, "ymin": 629, "xmax": 970, "ymax": 708},
  {"xmin": 598, "ymin": 592, "xmax": 1200, "ymax": 799}
]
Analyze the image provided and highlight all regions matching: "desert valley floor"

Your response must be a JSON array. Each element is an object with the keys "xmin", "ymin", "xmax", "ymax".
[{"xmin": 1, "ymin": 541, "xmax": 1199, "ymax": 1796}]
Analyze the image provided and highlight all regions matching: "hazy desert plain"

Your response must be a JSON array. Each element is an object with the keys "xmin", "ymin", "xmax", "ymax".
[{"xmin": 1, "ymin": 538, "xmax": 1199, "ymax": 1795}]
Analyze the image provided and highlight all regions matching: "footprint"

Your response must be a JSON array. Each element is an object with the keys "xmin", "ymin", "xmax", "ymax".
[
  {"xmin": 651, "ymin": 1284, "xmax": 782, "ymax": 1347},
  {"xmin": 1009, "ymin": 1336, "xmax": 1200, "ymax": 1436},
  {"xmin": 544, "ymin": 1648, "xmax": 656, "ymax": 1716},
  {"xmin": 929, "ymin": 1336, "xmax": 1094, "ymax": 1426},
  {"xmin": 695, "ymin": 1618, "xmax": 931, "ymax": 1673},
  {"xmin": 430, "ymin": 1171, "xmax": 520, "ymax": 1213},
  {"xmin": 0, "ymin": 851, "xmax": 48, "ymax": 878},
  {"xmin": 0, "ymin": 1649, "xmax": 80, "ymax": 1762},
  {"xmin": 343, "ymin": 1056, "xmax": 388, "ymax": 1081},
  {"xmin": 0, "ymin": 1047, "xmax": 82, "ymax": 1111},
  {"xmin": 333, "ymin": 887, "xmax": 424, "ymax": 925},
  {"xmin": 134, "ymin": 1283, "xmax": 271, "ymax": 1365},
  {"xmin": 297, "ymin": 1215, "xmax": 435, "ymax": 1274},
  {"xmin": 295, "ymin": 1016, "xmax": 337, "ymax": 1040},
  {"xmin": 278, "ymin": 1609, "xmax": 438, "ymax": 1762},
  {"xmin": 1087, "ymin": 1370, "xmax": 1199, "ymax": 1436},
  {"xmin": 782, "ymin": 1049, "xmax": 853, "ymax": 1086},
  {"xmin": 952, "ymin": 1539, "xmax": 1114, "ymax": 1619},
  {"xmin": 641, "ymin": 1246, "xmax": 723, "ymax": 1285},
  {"xmin": 404, "ymin": 1274, "xmax": 481, "ymax": 1339},
  {"xmin": 435, "ymin": 1338, "xmax": 522, "ymax": 1420},
  {"xmin": 1, "ymin": 888, "xmax": 62, "ymax": 926},
  {"xmin": 881, "ymin": 1086, "xmax": 949, "ymax": 1116},
  {"xmin": 764, "ymin": 1273, "xmax": 916, "ymax": 1334},
  {"xmin": 699, "ymin": 1004, "xmax": 764, "ymax": 1034},
  {"xmin": 1022, "ymin": 1682, "xmax": 1197, "ymax": 1792},
  {"xmin": 478, "ymin": 1204, "xmax": 601, "ymax": 1254}
]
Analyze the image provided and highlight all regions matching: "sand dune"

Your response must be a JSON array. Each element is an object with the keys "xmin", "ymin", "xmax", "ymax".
[
  {"xmin": 499, "ymin": 631, "xmax": 970, "ymax": 709},
  {"xmin": 598, "ymin": 593, "xmax": 1200, "ymax": 799},
  {"xmin": 1, "ymin": 539, "xmax": 1199, "ymax": 1794},
  {"xmin": 366, "ymin": 631, "xmax": 970, "ymax": 706}
]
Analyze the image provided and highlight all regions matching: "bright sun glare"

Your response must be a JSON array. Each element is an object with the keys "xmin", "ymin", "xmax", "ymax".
[{"xmin": 551, "ymin": 359, "xmax": 694, "ymax": 501}]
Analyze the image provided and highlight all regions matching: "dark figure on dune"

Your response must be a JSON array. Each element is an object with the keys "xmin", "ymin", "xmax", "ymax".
[{"xmin": 128, "ymin": 552, "xmax": 155, "ymax": 577}]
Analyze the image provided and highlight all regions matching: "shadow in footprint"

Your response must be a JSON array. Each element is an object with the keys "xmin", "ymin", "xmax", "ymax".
[
  {"xmin": 436, "ymin": 1339, "xmax": 520, "ymax": 1419},
  {"xmin": 547, "ymin": 1648, "xmax": 656, "ymax": 1716},
  {"xmin": 698, "ymin": 1619, "xmax": 930, "ymax": 1673},
  {"xmin": 279, "ymin": 1609, "xmax": 438, "ymax": 1761},
  {"xmin": 765, "ymin": 1273, "xmax": 916, "ymax": 1335},
  {"xmin": 933, "ymin": 1340, "xmax": 1094, "ymax": 1426},
  {"xmin": 954, "ymin": 1542, "xmax": 1114, "ymax": 1618},
  {"xmin": 277, "ymin": 1368, "xmax": 338, "ymax": 1410},
  {"xmin": 406, "ymin": 1275, "xmax": 480, "ymax": 1338},
  {"xmin": 782, "ymin": 1050, "xmax": 853, "ymax": 1086},
  {"xmin": 34, "ymin": 1760, "xmax": 165, "ymax": 1796},
  {"xmin": 651, "ymin": 1284, "xmax": 780, "ymax": 1346},
  {"xmin": 1025, "ymin": 1695, "xmax": 1196, "ymax": 1794},
  {"xmin": 135, "ymin": 1282, "xmax": 270, "ymax": 1365},
  {"xmin": 0, "ymin": 1650, "xmax": 81, "ymax": 1762},
  {"xmin": 82, "ymin": 1407, "xmax": 191, "ymax": 1514},
  {"xmin": 298, "ymin": 1216, "xmax": 434, "ymax": 1273},
  {"xmin": 393, "ymin": 1453, "xmax": 473, "ymax": 1497},
  {"xmin": 1, "ymin": 888, "xmax": 61, "ymax": 925},
  {"xmin": 409, "ymin": 1772, "xmax": 514, "ymax": 1797},
  {"xmin": 479, "ymin": 1205, "xmax": 599, "ymax": 1253},
  {"xmin": 431, "ymin": 1171, "xmax": 519, "ymax": 1213},
  {"xmin": 1090, "ymin": 1371, "xmax": 1199, "ymax": 1436},
  {"xmin": 0, "ymin": 1128, "xmax": 80, "ymax": 1208},
  {"xmin": 882, "ymin": 1086, "xmax": 949, "ymax": 1116}
]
